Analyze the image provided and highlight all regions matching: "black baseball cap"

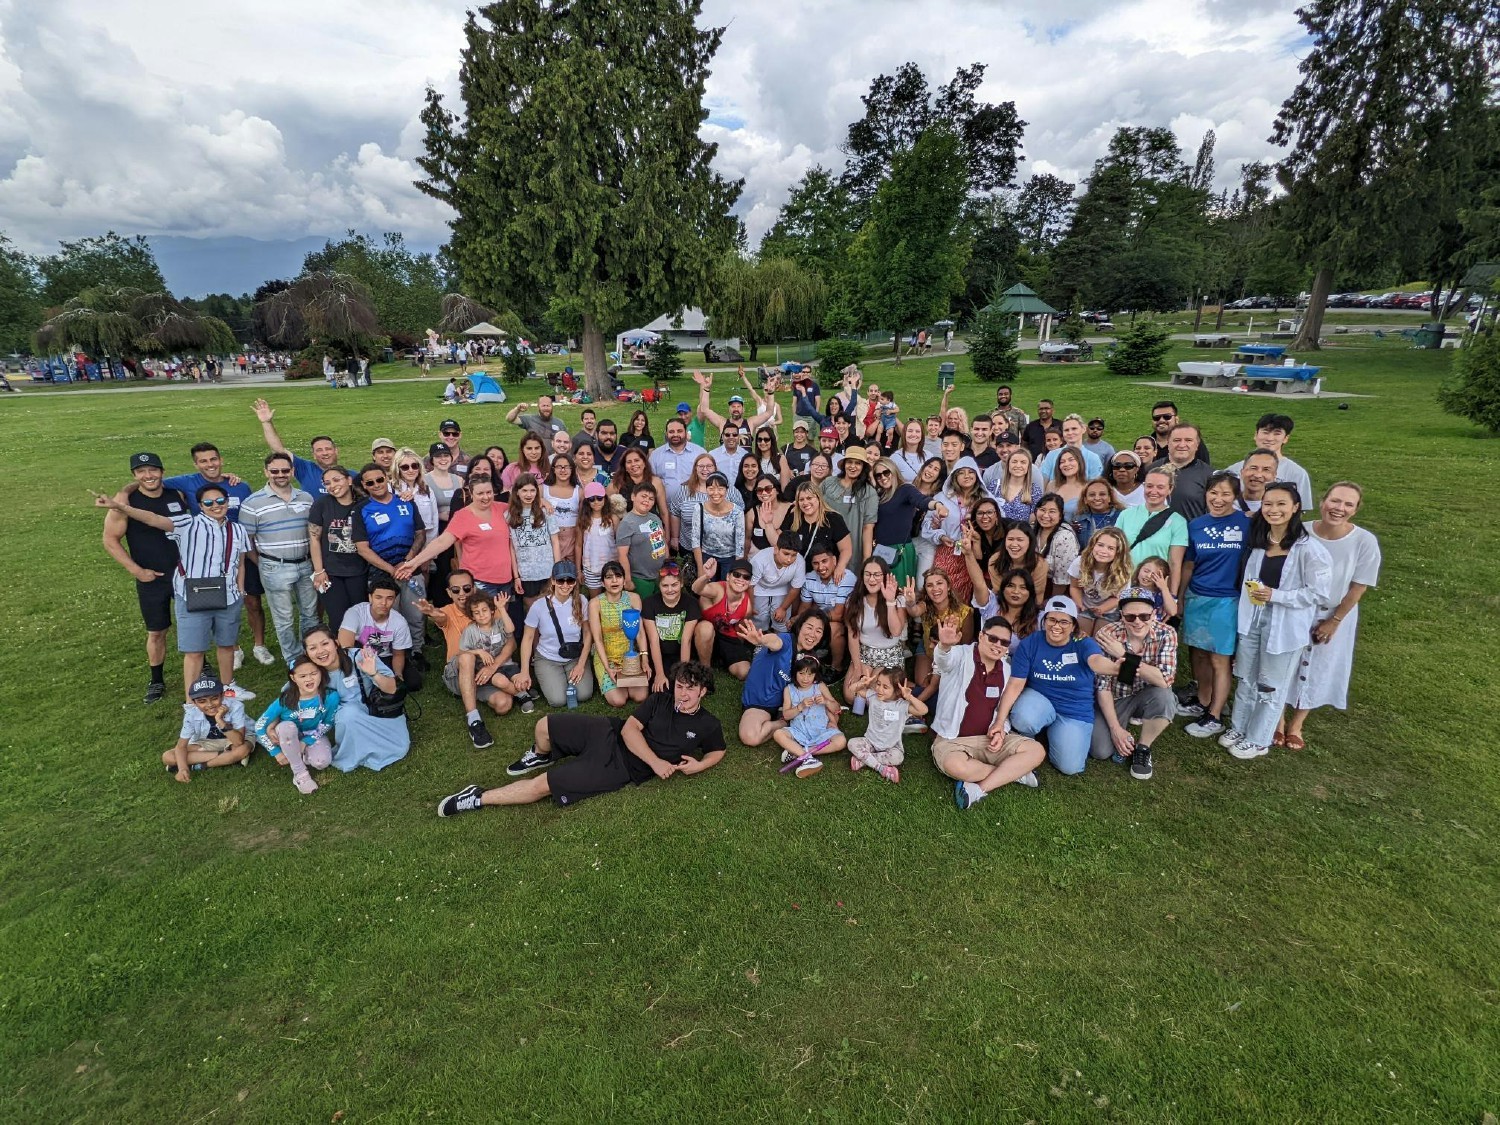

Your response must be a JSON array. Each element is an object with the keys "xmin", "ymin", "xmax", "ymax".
[
  {"xmin": 440, "ymin": 419, "xmax": 461, "ymax": 433},
  {"xmin": 131, "ymin": 451, "xmax": 164, "ymax": 470},
  {"xmin": 429, "ymin": 442, "xmax": 452, "ymax": 458}
]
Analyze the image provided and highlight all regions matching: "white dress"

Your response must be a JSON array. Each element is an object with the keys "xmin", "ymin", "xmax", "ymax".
[{"xmin": 1291, "ymin": 525, "xmax": 1381, "ymax": 710}]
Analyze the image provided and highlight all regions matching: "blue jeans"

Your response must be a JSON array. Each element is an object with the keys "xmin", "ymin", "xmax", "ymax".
[
  {"xmin": 1009, "ymin": 687, "xmax": 1094, "ymax": 775},
  {"xmin": 259, "ymin": 557, "xmax": 319, "ymax": 662}
]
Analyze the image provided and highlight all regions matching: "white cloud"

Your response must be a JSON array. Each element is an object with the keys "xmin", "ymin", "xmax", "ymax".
[{"xmin": 0, "ymin": 0, "xmax": 1306, "ymax": 262}]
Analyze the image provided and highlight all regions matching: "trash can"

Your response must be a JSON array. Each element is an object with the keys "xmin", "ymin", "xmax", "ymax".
[
  {"xmin": 937, "ymin": 362, "xmax": 956, "ymax": 389},
  {"xmin": 381, "ymin": 346, "xmax": 394, "ymax": 364},
  {"xmin": 1412, "ymin": 323, "xmax": 1443, "ymax": 348}
]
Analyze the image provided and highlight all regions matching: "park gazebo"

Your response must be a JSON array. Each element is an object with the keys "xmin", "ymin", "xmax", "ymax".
[{"xmin": 986, "ymin": 283, "xmax": 1060, "ymax": 342}]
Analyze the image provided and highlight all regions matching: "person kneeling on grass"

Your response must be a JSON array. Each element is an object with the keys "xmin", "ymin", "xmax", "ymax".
[
  {"xmin": 928, "ymin": 617, "xmax": 1045, "ymax": 810},
  {"xmin": 446, "ymin": 592, "xmax": 524, "ymax": 750},
  {"xmin": 1089, "ymin": 587, "xmax": 1178, "ymax": 782},
  {"xmin": 253, "ymin": 659, "xmax": 339, "ymax": 795},
  {"xmin": 164, "ymin": 676, "xmax": 252, "ymax": 781},
  {"xmin": 847, "ymin": 666, "xmax": 927, "ymax": 784},
  {"xmin": 437, "ymin": 661, "xmax": 725, "ymax": 815},
  {"xmin": 774, "ymin": 654, "xmax": 846, "ymax": 778}
]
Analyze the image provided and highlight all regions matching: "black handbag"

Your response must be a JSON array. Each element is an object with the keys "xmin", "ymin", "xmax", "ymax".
[
  {"xmin": 181, "ymin": 524, "xmax": 236, "ymax": 612},
  {"xmin": 360, "ymin": 667, "xmax": 409, "ymax": 719},
  {"xmin": 545, "ymin": 597, "xmax": 583, "ymax": 660}
]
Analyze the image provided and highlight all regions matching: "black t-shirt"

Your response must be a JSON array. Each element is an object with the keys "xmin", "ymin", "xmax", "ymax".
[
  {"xmin": 619, "ymin": 691, "xmax": 726, "ymax": 783},
  {"xmin": 622, "ymin": 435, "xmax": 654, "ymax": 453},
  {"xmin": 309, "ymin": 495, "xmax": 368, "ymax": 576},
  {"xmin": 780, "ymin": 509, "xmax": 850, "ymax": 562},
  {"xmin": 972, "ymin": 447, "xmax": 1001, "ymax": 470},
  {"xmin": 125, "ymin": 488, "xmax": 189, "ymax": 575},
  {"xmin": 642, "ymin": 592, "xmax": 701, "ymax": 646},
  {"xmin": 873, "ymin": 484, "xmax": 929, "ymax": 547},
  {"xmin": 784, "ymin": 444, "xmax": 813, "ymax": 475},
  {"xmin": 1022, "ymin": 420, "xmax": 1061, "ymax": 459}
]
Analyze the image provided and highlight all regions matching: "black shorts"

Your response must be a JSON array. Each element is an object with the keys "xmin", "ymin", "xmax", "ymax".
[
  {"xmin": 242, "ymin": 558, "xmax": 264, "ymax": 598},
  {"xmin": 714, "ymin": 632, "xmax": 755, "ymax": 668},
  {"xmin": 545, "ymin": 714, "xmax": 632, "ymax": 807},
  {"xmin": 517, "ymin": 578, "xmax": 549, "ymax": 599},
  {"xmin": 136, "ymin": 576, "xmax": 174, "ymax": 632}
]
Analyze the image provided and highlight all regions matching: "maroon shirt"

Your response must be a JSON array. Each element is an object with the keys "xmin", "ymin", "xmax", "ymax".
[{"xmin": 957, "ymin": 657, "xmax": 1007, "ymax": 738}]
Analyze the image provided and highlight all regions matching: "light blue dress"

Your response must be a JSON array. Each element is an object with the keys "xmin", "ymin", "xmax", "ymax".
[
  {"xmin": 787, "ymin": 682, "xmax": 836, "ymax": 751},
  {"xmin": 329, "ymin": 654, "xmax": 411, "ymax": 771}
]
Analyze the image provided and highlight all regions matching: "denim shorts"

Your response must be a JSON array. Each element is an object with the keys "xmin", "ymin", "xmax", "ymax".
[{"xmin": 175, "ymin": 597, "xmax": 243, "ymax": 652}]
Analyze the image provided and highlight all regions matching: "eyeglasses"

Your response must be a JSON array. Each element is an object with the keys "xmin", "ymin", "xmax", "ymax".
[
  {"xmin": 1152, "ymin": 413, "xmax": 1175, "ymax": 422},
  {"xmin": 361, "ymin": 477, "xmax": 386, "ymax": 487},
  {"xmin": 448, "ymin": 583, "xmax": 474, "ymax": 594},
  {"xmin": 201, "ymin": 497, "xmax": 229, "ymax": 507},
  {"xmin": 1121, "ymin": 611, "xmax": 1154, "ymax": 622},
  {"xmin": 981, "ymin": 632, "xmax": 1008, "ymax": 645}
]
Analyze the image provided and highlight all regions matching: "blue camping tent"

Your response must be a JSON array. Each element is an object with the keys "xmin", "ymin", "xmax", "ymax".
[{"xmin": 469, "ymin": 372, "xmax": 507, "ymax": 403}]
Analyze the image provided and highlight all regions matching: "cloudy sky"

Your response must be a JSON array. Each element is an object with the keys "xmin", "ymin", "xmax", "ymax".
[{"xmin": 0, "ymin": 0, "xmax": 1306, "ymax": 271}]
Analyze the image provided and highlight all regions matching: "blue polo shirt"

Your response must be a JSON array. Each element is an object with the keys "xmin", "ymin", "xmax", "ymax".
[
  {"xmin": 291, "ymin": 455, "xmax": 353, "ymax": 497},
  {"xmin": 358, "ymin": 494, "xmax": 418, "ymax": 565},
  {"xmin": 163, "ymin": 472, "xmax": 254, "ymax": 522},
  {"xmin": 1184, "ymin": 512, "xmax": 1251, "ymax": 598},
  {"xmin": 1010, "ymin": 632, "xmax": 1102, "ymax": 723}
]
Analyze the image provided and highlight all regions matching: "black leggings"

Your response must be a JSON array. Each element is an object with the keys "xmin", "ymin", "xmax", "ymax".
[{"xmin": 319, "ymin": 573, "xmax": 368, "ymax": 635}]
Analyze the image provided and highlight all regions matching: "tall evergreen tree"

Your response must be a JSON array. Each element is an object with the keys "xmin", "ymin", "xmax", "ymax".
[
  {"xmin": 415, "ymin": 0, "xmax": 742, "ymax": 397},
  {"xmin": 1270, "ymin": 0, "xmax": 1500, "ymax": 349},
  {"xmin": 0, "ymin": 235, "xmax": 42, "ymax": 354},
  {"xmin": 757, "ymin": 166, "xmax": 854, "ymax": 278}
]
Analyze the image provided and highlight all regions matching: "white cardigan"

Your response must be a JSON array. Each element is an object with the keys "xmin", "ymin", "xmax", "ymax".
[
  {"xmin": 930, "ymin": 642, "xmax": 1012, "ymax": 740},
  {"xmin": 1236, "ymin": 536, "xmax": 1334, "ymax": 654}
]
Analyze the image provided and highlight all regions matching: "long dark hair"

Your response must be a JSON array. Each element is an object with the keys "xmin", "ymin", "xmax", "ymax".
[
  {"xmin": 301, "ymin": 625, "xmax": 353, "ymax": 675},
  {"xmin": 996, "ymin": 567, "xmax": 1038, "ymax": 636},
  {"xmin": 1248, "ymin": 482, "xmax": 1309, "ymax": 549},
  {"xmin": 847, "ymin": 556, "xmax": 899, "ymax": 638},
  {"xmin": 280, "ymin": 659, "xmax": 332, "ymax": 711},
  {"xmin": 460, "ymin": 455, "xmax": 502, "ymax": 505}
]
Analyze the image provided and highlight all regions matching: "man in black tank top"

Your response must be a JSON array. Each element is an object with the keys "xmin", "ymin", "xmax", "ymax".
[{"xmin": 101, "ymin": 452, "xmax": 191, "ymax": 703}]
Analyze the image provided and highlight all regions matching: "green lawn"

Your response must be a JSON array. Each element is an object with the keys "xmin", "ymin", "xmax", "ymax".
[{"xmin": 2, "ymin": 341, "xmax": 1497, "ymax": 1122}]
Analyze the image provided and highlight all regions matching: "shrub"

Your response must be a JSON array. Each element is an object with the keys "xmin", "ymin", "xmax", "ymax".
[
  {"xmin": 966, "ymin": 309, "xmax": 1020, "ymax": 382},
  {"xmin": 1437, "ymin": 328, "xmax": 1500, "ymax": 434},
  {"xmin": 1103, "ymin": 319, "xmax": 1173, "ymax": 379},
  {"xmin": 644, "ymin": 338, "xmax": 683, "ymax": 383},
  {"xmin": 501, "ymin": 347, "xmax": 535, "ymax": 385},
  {"xmin": 815, "ymin": 337, "xmax": 864, "ymax": 386},
  {"xmin": 1056, "ymin": 314, "xmax": 1087, "ymax": 344}
]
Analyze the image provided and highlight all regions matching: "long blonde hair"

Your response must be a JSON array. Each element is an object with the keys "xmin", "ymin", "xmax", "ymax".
[
  {"xmin": 789, "ymin": 482, "xmax": 832, "ymax": 531},
  {"xmin": 999, "ymin": 448, "xmax": 1034, "ymax": 502},
  {"xmin": 393, "ymin": 447, "xmax": 430, "ymax": 495},
  {"xmin": 1078, "ymin": 526, "xmax": 1133, "ymax": 598}
]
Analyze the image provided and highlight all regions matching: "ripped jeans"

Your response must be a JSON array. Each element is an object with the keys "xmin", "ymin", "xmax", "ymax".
[{"xmin": 1229, "ymin": 606, "xmax": 1305, "ymax": 749}]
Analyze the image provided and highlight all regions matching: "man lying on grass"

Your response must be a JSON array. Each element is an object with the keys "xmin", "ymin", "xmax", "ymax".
[{"xmin": 437, "ymin": 661, "xmax": 725, "ymax": 815}]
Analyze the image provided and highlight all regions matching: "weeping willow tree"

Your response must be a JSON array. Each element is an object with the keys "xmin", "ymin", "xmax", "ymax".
[
  {"xmin": 703, "ymin": 255, "xmax": 828, "ymax": 360},
  {"xmin": 436, "ymin": 293, "xmax": 528, "ymax": 341},
  {"xmin": 254, "ymin": 271, "xmax": 380, "ymax": 354},
  {"xmin": 34, "ymin": 287, "xmax": 237, "ymax": 373}
]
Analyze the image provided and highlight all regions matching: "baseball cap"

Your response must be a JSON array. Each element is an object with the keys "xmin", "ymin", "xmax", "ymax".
[
  {"xmin": 583, "ymin": 482, "xmax": 607, "ymax": 499},
  {"xmin": 188, "ymin": 676, "xmax": 224, "ymax": 700},
  {"xmin": 728, "ymin": 394, "xmax": 744, "ymax": 405},
  {"xmin": 371, "ymin": 437, "xmax": 396, "ymax": 452},
  {"xmin": 1117, "ymin": 586, "xmax": 1156, "ymax": 610},
  {"xmin": 428, "ymin": 442, "xmax": 452, "ymax": 458},
  {"xmin": 439, "ymin": 419, "xmax": 461, "ymax": 432},
  {"xmin": 552, "ymin": 560, "xmax": 578, "ymax": 581},
  {"xmin": 1088, "ymin": 417, "xmax": 1105, "ymax": 426},
  {"xmin": 1041, "ymin": 595, "xmax": 1079, "ymax": 621},
  {"xmin": 676, "ymin": 402, "xmax": 692, "ymax": 413},
  {"xmin": 727, "ymin": 560, "xmax": 753, "ymax": 577},
  {"xmin": 130, "ymin": 451, "xmax": 164, "ymax": 470},
  {"xmin": 792, "ymin": 419, "xmax": 810, "ymax": 431},
  {"xmin": 819, "ymin": 426, "xmax": 836, "ymax": 439}
]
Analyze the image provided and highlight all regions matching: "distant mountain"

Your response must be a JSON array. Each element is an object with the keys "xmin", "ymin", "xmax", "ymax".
[{"xmin": 148, "ymin": 235, "xmax": 333, "ymax": 298}]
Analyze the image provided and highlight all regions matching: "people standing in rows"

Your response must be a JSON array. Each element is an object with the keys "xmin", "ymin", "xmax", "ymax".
[
  {"xmin": 1150, "ymin": 423, "xmax": 1213, "ymax": 522},
  {"xmin": 611, "ymin": 448, "xmax": 670, "ymax": 526},
  {"xmin": 1074, "ymin": 478, "xmax": 1124, "ymax": 545},
  {"xmin": 616, "ymin": 482, "xmax": 671, "ymax": 598},
  {"xmin": 239, "ymin": 451, "xmax": 317, "ymax": 665},
  {"xmin": 821, "ymin": 447, "xmax": 877, "ymax": 575},
  {"xmin": 502, "ymin": 433, "xmax": 550, "ymax": 494},
  {"xmin": 1082, "ymin": 417, "xmax": 1115, "ymax": 464},
  {"xmin": 354, "ymin": 462, "xmax": 427, "ymax": 676},
  {"xmin": 746, "ymin": 475, "xmax": 790, "ymax": 559},
  {"xmin": 252, "ymin": 399, "xmax": 348, "ymax": 497},
  {"xmin": 543, "ymin": 455, "xmax": 582, "ymax": 570},
  {"xmin": 989, "ymin": 447, "xmax": 1041, "ymax": 524},
  {"xmin": 1226, "ymin": 413, "xmax": 1313, "ymax": 510},
  {"xmin": 1108, "ymin": 450, "xmax": 1146, "ymax": 505},
  {"xmin": 506, "ymin": 394, "xmax": 570, "ymax": 445},
  {"xmin": 1146, "ymin": 401, "xmax": 1211, "ymax": 464},
  {"xmin": 1022, "ymin": 399, "xmax": 1061, "ymax": 459},
  {"xmin": 1033, "ymin": 494, "xmax": 1080, "ymax": 598},
  {"xmin": 1114, "ymin": 466, "xmax": 1189, "ymax": 597}
]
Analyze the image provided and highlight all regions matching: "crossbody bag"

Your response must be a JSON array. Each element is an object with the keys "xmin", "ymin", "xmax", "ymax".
[
  {"xmin": 181, "ymin": 523, "xmax": 237, "ymax": 612},
  {"xmin": 545, "ymin": 598, "xmax": 583, "ymax": 660}
]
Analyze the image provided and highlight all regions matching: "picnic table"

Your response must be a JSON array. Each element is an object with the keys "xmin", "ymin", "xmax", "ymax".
[
  {"xmin": 1038, "ymin": 342, "xmax": 1092, "ymax": 362},
  {"xmin": 1173, "ymin": 361, "xmax": 1241, "ymax": 388},
  {"xmin": 1232, "ymin": 343, "xmax": 1288, "ymax": 364},
  {"xmin": 1242, "ymin": 364, "xmax": 1322, "ymax": 395},
  {"xmin": 1192, "ymin": 333, "xmax": 1234, "ymax": 348}
]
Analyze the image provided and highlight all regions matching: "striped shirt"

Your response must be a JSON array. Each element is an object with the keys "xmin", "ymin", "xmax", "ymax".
[
  {"xmin": 239, "ymin": 486, "xmax": 314, "ymax": 561},
  {"xmin": 169, "ymin": 516, "xmax": 250, "ymax": 603}
]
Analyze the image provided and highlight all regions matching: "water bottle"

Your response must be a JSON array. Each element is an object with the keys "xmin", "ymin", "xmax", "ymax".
[
  {"xmin": 565, "ymin": 681, "xmax": 578, "ymax": 709},
  {"xmin": 852, "ymin": 694, "xmax": 867, "ymax": 716}
]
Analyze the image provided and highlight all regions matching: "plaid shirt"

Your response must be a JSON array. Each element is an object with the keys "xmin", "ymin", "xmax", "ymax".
[{"xmin": 1094, "ymin": 620, "xmax": 1177, "ymax": 700}]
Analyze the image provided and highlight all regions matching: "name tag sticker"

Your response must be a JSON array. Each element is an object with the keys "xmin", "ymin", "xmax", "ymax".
[
  {"xmin": 167, "ymin": 503, "xmax": 183, "ymax": 512},
  {"xmin": 1061, "ymin": 653, "xmax": 1078, "ymax": 665},
  {"xmin": 881, "ymin": 707, "xmax": 899, "ymax": 722},
  {"xmin": 371, "ymin": 513, "xmax": 390, "ymax": 525},
  {"xmin": 478, "ymin": 522, "xmax": 492, "ymax": 531},
  {"xmin": 985, "ymin": 686, "xmax": 1001, "ymax": 698}
]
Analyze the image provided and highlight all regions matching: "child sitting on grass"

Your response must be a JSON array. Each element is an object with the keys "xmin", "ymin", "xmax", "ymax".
[
  {"xmin": 1067, "ymin": 526, "xmax": 1133, "ymax": 636},
  {"xmin": 775, "ymin": 654, "xmax": 846, "ymax": 778},
  {"xmin": 847, "ymin": 666, "xmax": 927, "ymax": 783},
  {"xmin": 448, "ymin": 592, "xmax": 524, "ymax": 747},
  {"xmin": 254, "ymin": 660, "xmax": 340, "ymax": 795},
  {"xmin": 164, "ymin": 676, "xmax": 251, "ymax": 782}
]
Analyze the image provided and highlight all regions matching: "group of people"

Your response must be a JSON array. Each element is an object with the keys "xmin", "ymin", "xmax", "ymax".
[{"xmin": 93, "ymin": 366, "xmax": 1379, "ymax": 814}]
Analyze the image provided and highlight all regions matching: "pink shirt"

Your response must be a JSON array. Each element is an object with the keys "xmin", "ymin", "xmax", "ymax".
[{"xmin": 446, "ymin": 504, "xmax": 515, "ymax": 585}]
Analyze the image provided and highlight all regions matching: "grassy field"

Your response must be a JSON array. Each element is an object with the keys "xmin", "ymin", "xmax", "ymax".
[{"xmin": 2, "ymin": 339, "xmax": 1498, "ymax": 1122}]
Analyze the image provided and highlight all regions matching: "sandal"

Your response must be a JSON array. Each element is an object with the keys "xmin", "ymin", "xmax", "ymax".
[
  {"xmin": 1284, "ymin": 734, "xmax": 1305, "ymax": 751},
  {"xmin": 1272, "ymin": 731, "xmax": 1287, "ymax": 748}
]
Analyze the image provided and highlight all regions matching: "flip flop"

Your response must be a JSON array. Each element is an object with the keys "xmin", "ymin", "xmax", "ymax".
[{"xmin": 1284, "ymin": 734, "xmax": 1305, "ymax": 751}]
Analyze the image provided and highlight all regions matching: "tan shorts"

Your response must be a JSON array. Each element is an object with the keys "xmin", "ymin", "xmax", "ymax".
[
  {"xmin": 931, "ymin": 732, "xmax": 1033, "ymax": 776},
  {"xmin": 190, "ymin": 737, "xmax": 234, "ymax": 756}
]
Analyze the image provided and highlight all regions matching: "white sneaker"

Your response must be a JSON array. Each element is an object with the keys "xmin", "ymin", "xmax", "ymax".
[
  {"xmin": 1015, "ymin": 770, "xmax": 1039, "ymax": 789},
  {"xmin": 1217, "ymin": 728, "xmax": 1247, "ymax": 750},
  {"xmin": 233, "ymin": 647, "xmax": 244, "ymax": 670},
  {"xmin": 251, "ymin": 645, "xmax": 276, "ymax": 666},
  {"xmin": 1185, "ymin": 715, "xmax": 1225, "ymax": 739},
  {"xmin": 225, "ymin": 681, "xmax": 256, "ymax": 702},
  {"xmin": 1230, "ymin": 740, "xmax": 1269, "ymax": 760}
]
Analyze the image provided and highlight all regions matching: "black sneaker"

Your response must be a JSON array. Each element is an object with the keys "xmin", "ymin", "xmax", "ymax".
[
  {"xmin": 506, "ymin": 746, "xmax": 554, "ymax": 776},
  {"xmin": 1130, "ymin": 744, "xmax": 1154, "ymax": 781},
  {"xmin": 467, "ymin": 718, "xmax": 494, "ymax": 749},
  {"xmin": 437, "ymin": 784, "xmax": 484, "ymax": 817},
  {"xmin": 144, "ymin": 681, "xmax": 166, "ymax": 705},
  {"xmin": 1174, "ymin": 681, "xmax": 1199, "ymax": 705}
]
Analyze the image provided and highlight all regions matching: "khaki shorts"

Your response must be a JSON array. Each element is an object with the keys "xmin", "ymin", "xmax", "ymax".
[{"xmin": 931, "ymin": 732, "xmax": 1033, "ymax": 776}]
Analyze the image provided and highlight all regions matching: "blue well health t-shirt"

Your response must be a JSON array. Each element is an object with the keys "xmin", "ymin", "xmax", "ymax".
[
  {"xmin": 1184, "ymin": 511, "xmax": 1251, "ymax": 598},
  {"xmin": 1010, "ymin": 632, "xmax": 1102, "ymax": 723}
]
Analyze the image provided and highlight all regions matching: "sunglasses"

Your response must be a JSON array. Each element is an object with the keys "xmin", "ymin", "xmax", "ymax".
[
  {"xmin": 588, "ymin": 495, "xmax": 606, "ymax": 502},
  {"xmin": 398, "ymin": 462, "xmax": 421, "ymax": 471},
  {"xmin": 873, "ymin": 470, "xmax": 892, "ymax": 479},
  {"xmin": 267, "ymin": 467, "xmax": 291, "ymax": 474},
  {"xmin": 553, "ymin": 577, "xmax": 577, "ymax": 585},
  {"xmin": 201, "ymin": 497, "xmax": 229, "ymax": 507},
  {"xmin": 758, "ymin": 437, "xmax": 773, "ymax": 443},
  {"xmin": 1152, "ymin": 413, "xmax": 1175, "ymax": 422},
  {"xmin": 756, "ymin": 487, "xmax": 777, "ymax": 495},
  {"xmin": 1121, "ymin": 611, "xmax": 1154, "ymax": 622},
  {"xmin": 362, "ymin": 477, "xmax": 386, "ymax": 486},
  {"xmin": 441, "ymin": 430, "xmax": 460, "ymax": 436},
  {"xmin": 981, "ymin": 632, "xmax": 1009, "ymax": 645},
  {"xmin": 448, "ymin": 583, "xmax": 474, "ymax": 594},
  {"xmin": 659, "ymin": 562, "xmax": 681, "ymax": 575},
  {"xmin": 1111, "ymin": 462, "xmax": 1135, "ymax": 470}
]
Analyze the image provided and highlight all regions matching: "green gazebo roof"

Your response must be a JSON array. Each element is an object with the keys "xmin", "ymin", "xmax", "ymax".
[{"xmin": 985, "ymin": 283, "xmax": 1060, "ymax": 317}]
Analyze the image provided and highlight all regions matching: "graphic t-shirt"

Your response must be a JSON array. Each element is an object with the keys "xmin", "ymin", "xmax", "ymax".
[
  {"xmin": 309, "ymin": 495, "xmax": 367, "ymax": 577},
  {"xmin": 617, "ymin": 691, "xmax": 726, "ymax": 783},
  {"xmin": 642, "ymin": 592, "xmax": 701, "ymax": 644},
  {"xmin": 339, "ymin": 603, "xmax": 412, "ymax": 660},
  {"xmin": 1185, "ymin": 511, "xmax": 1252, "ymax": 598},
  {"xmin": 1009, "ymin": 632, "xmax": 1102, "ymax": 724},
  {"xmin": 617, "ymin": 512, "xmax": 669, "ymax": 579}
]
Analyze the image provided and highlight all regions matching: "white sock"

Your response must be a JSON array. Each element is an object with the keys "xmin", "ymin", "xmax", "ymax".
[
  {"xmin": 466, "ymin": 709, "xmax": 481, "ymax": 724},
  {"xmin": 963, "ymin": 781, "xmax": 988, "ymax": 804}
]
